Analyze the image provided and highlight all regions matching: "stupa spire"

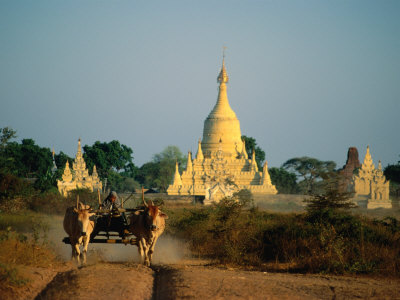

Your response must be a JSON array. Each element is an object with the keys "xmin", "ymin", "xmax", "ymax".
[
  {"xmin": 251, "ymin": 150, "xmax": 258, "ymax": 172},
  {"xmin": 208, "ymin": 51, "xmax": 237, "ymax": 119},
  {"xmin": 171, "ymin": 161, "xmax": 182, "ymax": 186},
  {"xmin": 77, "ymin": 138, "xmax": 82, "ymax": 155},
  {"xmin": 241, "ymin": 139, "xmax": 248, "ymax": 159},
  {"xmin": 262, "ymin": 161, "xmax": 272, "ymax": 184},
  {"xmin": 196, "ymin": 139, "xmax": 204, "ymax": 160},
  {"xmin": 362, "ymin": 145, "xmax": 375, "ymax": 171},
  {"xmin": 217, "ymin": 47, "xmax": 229, "ymax": 84},
  {"xmin": 187, "ymin": 151, "xmax": 193, "ymax": 172}
]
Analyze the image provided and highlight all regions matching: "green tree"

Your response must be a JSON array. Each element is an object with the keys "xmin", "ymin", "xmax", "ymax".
[
  {"xmin": 269, "ymin": 167, "xmax": 299, "ymax": 194},
  {"xmin": 384, "ymin": 157, "xmax": 400, "ymax": 184},
  {"xmin": 135, "ymin": 145, "xmax": 186, "ymax": 192},
  {"xmin": 384, "ymin": 156, "xmax": 400, "ymax": 196},
  {"xmin": 135, "ymin": 161, "xmax": 160, "ymax": 188},
  {"xmin": 107, "ymin": 170, "xmax": 140, "ymax": 192},
  {"xmin": 241, "ymin": 135, "xmax": 265, "ymax": 169},
  {"xmin": 0, "ymin": 127, "xmax": 17, "ymax": 149},
  {"xmin": 282, "ymin": 157, "xmax": 336, "ymax": 194},
  {"xmin": 4, "ymin": 139, "xmax": 53, "ymax": 178},
  {"xmin": 83, "ymin": 140, "xmax": 136, "ymax": 179},
  {"xmin": 0, "ymin": 127, "xmax": 17, "ymax": 173}
]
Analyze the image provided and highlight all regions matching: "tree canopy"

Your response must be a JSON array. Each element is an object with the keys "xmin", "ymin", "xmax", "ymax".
[
  {"xmin": 135, "ymin": 145, "xmax": 186, "ymax": 192},
  {"xmin": 241, "ymin": 135, "xmax": 265, "ymax": 169},
  {"xmin": 384, "ymin": 157, "xmax": 400, "ymax": 184},
  {"xmin": 282, "ymin": 157, "xmax": 336, "ymax": 194},
  {"xmin": 269, "ymin": 167, "xmax": 299, "ymax": 194},
  {"xmin": 83, "ymin": 140, "xmax": 135, "ymax": 179}
]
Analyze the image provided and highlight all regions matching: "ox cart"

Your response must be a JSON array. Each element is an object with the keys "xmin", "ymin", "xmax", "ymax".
[
  {"xmin": 62, "ymin": 207, "xmax": 140, "ymax": 246},
  {"xmin": 62, "ymin": 190, "xmax": 143, "ymax": 246},
  {"xmin": 62, "ymin": 189, "xmax": 168, "ymax": 266}
]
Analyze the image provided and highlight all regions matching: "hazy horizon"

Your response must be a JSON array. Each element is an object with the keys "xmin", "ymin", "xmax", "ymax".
[{"xmin": 1, "ymin": 1, "xmax": 399, "ymax": 169}]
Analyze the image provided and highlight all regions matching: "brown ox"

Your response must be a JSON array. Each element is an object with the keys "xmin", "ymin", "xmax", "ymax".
[
  {"xmin": 129, "ymin": 200, "xmax": 168, "ymax": 266},
  {"xmin": 63, "ymin": 203, "xmax": 95, "ymax": 265}
]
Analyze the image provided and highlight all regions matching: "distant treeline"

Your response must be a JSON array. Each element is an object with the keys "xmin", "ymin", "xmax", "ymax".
[{"xmin": 0, "ymin": 127, "xmax": 399, "ymax": 198}]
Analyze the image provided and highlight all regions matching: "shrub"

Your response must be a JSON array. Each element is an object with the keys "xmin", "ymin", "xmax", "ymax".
[{"xmin": 167, "ymin": 201, "xmax": 400, "ymax": 276}]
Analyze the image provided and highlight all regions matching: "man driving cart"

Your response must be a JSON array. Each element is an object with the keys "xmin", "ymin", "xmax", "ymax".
[{"xmin": 91, "ymin": 191, "xmax": 130, "ymax": 240}]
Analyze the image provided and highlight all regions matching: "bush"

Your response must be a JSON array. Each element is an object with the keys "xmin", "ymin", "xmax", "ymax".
[{"xmin": 167, "ymin": 201, "xmax": 400, "ymax": 276}]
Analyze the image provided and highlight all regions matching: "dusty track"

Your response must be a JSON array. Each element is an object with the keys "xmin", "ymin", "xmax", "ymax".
[{"xmin": 15, "ymin": 261, "xmax": 399, "ymax": 300}]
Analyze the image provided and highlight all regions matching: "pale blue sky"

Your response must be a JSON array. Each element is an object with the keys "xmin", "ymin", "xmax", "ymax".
[{"xmin": 1, "ymin": 0, "xmax": 399, "ymax": 168}]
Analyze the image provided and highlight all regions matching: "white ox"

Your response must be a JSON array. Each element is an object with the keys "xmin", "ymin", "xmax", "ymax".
[
  {"xmin": 63, "ymin": 203, "xmax": 95, "ymax": 265},
  {"xmin": 129, "ymin": 200, "xmax": 168, "ymax": 266}
]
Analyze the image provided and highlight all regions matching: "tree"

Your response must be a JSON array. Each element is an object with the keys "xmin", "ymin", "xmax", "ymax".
[
  {"xmin": 384, "ymin": 157, "xmax": 400, "ymax": 196},
  {"xmin": 282, "ymin": 157, "xmax": 336, "ymax": 194},
  {"xmin": 269, "ymin": 167, "xmax": 299, "ymax": 194},
  {"xmin": 0, "ymin": 127, "xmax": 17, "ymax": 173},
  {"xmin": 384, "ymin": 157, "xmax": 400, "ymax": 184},
  {"xmin": 241, "ymin": 135, "xmax": 265, "ymax": 169},
  {"xmin": 304, "ymin": 172, "xmax": 356, "ymax": 212},
  {"xmin": 4, "ymin": 139, "xmax": 53, "ymax": 178},
  {"xmin": 83, "ymin": 140, "xmax": 136, "ymax": 179},
  {"xmin": 135, "ymin": 145, "xmax": 186, "ymax": 192},
  {"xmin": 0, "ymin": 127, "xmax": 17, "ymax": 149}
]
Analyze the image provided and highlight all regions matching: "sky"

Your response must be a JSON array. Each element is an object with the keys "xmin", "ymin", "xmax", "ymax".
[{"xmin": 1, "ymin": 0, "xmax": 399, "ymax": 169}]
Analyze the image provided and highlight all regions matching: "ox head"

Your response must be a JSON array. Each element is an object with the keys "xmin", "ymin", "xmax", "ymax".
[
  {"xmin": 143, "ymin": 200, "xmax": 168, "ymax": 231},
  {"xmin": 74, "ymin": 205, "xmax": 95, "ymax": 237}
]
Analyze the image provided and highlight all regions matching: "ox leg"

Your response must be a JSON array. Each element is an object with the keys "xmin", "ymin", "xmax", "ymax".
[
  {"xmin": 143, "ymin": 239, "xmax": 152, "ymax": 267},
  {"xmin": 138, "ymin": 238, "xmax": 148, "ymax": 266},
  {"xmin": 147, "ymin": 235, "xmax": 159, "ymax": 266},
  {"xmin": 81, "ymin": 236, "xmax": 90, "ymax": 265},
  {"xmin": 73, "ymin": 242, "xmax": 81, "ymax": 265}
]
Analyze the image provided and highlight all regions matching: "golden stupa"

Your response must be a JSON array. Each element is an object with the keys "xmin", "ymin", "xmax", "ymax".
[{"xmin": 167, "ymin": 56, "xmax": 277, "ymax": 203}]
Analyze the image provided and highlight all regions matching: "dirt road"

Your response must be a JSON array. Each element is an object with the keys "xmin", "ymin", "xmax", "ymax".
[{"xmin": 11, "ymin": 260, "xmax": 397, "ymax": 300}]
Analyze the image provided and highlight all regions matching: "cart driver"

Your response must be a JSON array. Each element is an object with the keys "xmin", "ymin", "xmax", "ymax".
[{"xmin": 101, "ymin": 191, "xmax": 121, "ymax": 210}]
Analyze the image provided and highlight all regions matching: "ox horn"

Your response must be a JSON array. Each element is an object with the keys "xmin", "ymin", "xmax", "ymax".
[
  {"xmin": 97, "ymin": 189, "xmax": 101, "ymax": 206},
  {"xmin": 142, "ymin": 186, "xmax": 148, "ymax": 207},
  {"xmin": 76, "ymin": 195, "xmax": 79, "ymax": 210}
]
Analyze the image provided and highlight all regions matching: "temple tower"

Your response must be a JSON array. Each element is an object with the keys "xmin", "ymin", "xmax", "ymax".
[
  {"xmin": 353, "ymin": 146, "xmax": 391, "ymax": 208},
  {"xmin": 57, "ymin": 139, "xmax": 103, "ymax": 196},
  {"xmin": 167, "ymin": 55, "xmax": 277, "ymax": 202}
]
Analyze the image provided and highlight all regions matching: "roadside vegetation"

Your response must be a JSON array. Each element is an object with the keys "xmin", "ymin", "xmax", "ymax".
[
  {"xmin": 0, "ymin": 212, "xmax": 62, "ymax": 293},
  {"xmin": 166, "ymin": 177, "xmax": 400, "ymax": 276}
]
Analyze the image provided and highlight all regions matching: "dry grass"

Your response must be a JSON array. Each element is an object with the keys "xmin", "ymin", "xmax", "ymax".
[{"xmin": 0, "ymin": 213, "xmax": 62, "ymax": 292}]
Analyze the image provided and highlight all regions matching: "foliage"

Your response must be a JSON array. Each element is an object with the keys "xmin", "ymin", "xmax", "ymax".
[
  {"xmin": 304, "ymin": 172, "xmax": 356, "ymax": 214},
  {"xmin": 282, "ymin": 157, "xmax": 336, "ymax": 194},
  {"xmin": 385, "ymin": 163, "xmax": 400, "ymax": 184},
  {"xmin": 135, "ymin": 145, "xmax": 186, "ymax": 191},
  {"xmin": 107, "ymin": 170, "xmax": 140, "ymax": 192},
  {"xmin": 241, "ymin": 135, "xmax": 265, "ymax": 169},
  {"xmin": 0, "ymin": 173, "xmax": 35, "ymax": 201},
  {"xmin": 384, "ymin": 159, "xmax": 400, "ymax": 197},
  {"xmin": 1, "ymin": 139, "xmax": 53, "ymax": 179},
  {"xmin": 83, "ymin": 140, "xmax": 136, "ymax": 179},
  {"xmin": 168, "ymin": 203, "xmax": 400, "ymax": 276},
  {"xmin": 0, "ymin": 127, "xmax": 17, "ymax": 149},
  {"xmin": 269, "ymin": 167, "xmax": 299, "ymax": 194}
]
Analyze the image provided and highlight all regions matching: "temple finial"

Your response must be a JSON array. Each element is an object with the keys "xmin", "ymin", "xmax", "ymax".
[
  {"xmin": 217, "ymin": 48, "xmax": 229, "ymax": 84},
  {"xmin": 223, "ymin": 46, "xmax": 227, "ymax": 61}
]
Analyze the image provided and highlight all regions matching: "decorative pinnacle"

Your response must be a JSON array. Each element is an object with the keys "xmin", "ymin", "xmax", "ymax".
[{"xmin": 217, "ymin": 47, "xmax": 229, "ymax": 84}]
